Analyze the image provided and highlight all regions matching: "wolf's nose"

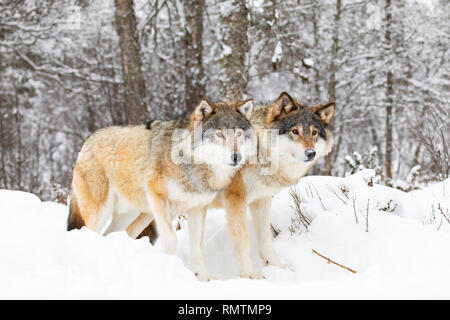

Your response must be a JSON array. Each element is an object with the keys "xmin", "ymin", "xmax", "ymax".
[
  {"xmin": 232, "ymin": 153, "xmax": 242, "ymax": 166},
  {"xmin": 305, "ymin": 149, "xmax": 316, "ymax": 161}
]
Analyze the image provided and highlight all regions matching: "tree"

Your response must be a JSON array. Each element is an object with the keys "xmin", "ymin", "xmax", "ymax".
[
  {"xmin": 325, "ymin": 0, "xmax": 341, "ymax": 175},
  {"xmin": 384, "ymin": 0, "xmax": 394, "ymax": 179},
  {"xmin": 219, "ymin": 0, "xmax": 249, "ymax": 100},
  {"xmin": 183, "ymin": 0, "xmax": 206, "ymax": 111},
  {"xmin": 114, "ymin": 0, "xmax": 147, "ymax": 124}
]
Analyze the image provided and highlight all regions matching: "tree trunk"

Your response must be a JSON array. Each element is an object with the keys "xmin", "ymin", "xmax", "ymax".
[
  {"xmin": 325, "ymin": 0, "xmax": 341, "ymax": 175},
  {"xmin": 183, "ymin": 0, "xmax": 206, "ymax": 112},
  {"xmin": 114, "ymin": 0, "xmax": 147, "ymax": 124},
  {"xmin": 219, "ymin": 0, "xmax": 249, "ymax": 100},
  {"xmin": 384, "ymin": 0, "xmax": 393, "ymax": 179},
  {"xmin": 312, "ymin": 2, "xmax": 322, "ymax": 102}
]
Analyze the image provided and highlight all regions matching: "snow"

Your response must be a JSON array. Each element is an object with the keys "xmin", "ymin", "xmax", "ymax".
[
  {"xmin": 303, "ymin": 58, "xmax": 314, "ymax": 67},
  {"xmin": 271, "ymin": 41, "xmax": 282, "ymax": 64},
  {"xmin": 1, "ymin": 170, "xmax": 450, "ymax": 299},
  {"xmin": 220, "ymin": 44, "xmax": 232, "ymax": 59}
]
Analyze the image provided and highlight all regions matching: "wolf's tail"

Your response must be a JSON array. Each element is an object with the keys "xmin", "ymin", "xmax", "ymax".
[
  {"xmin": 67, "ymin": 193, "xmax": 85, "ymax": 231},
  {"xmin": 137, "ymin": 220, "xmax": 159, "ymax": 244}
]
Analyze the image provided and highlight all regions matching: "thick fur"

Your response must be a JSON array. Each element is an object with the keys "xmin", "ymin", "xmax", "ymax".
[
  {"xmin": 67, "ymin": 99, "xmax": 254, "ymax": 281},
  {"xmin": 67, "ymin": 193, "xmax": 84, "ymax": 230},
  {"xmin": 212, "ymin": 92, "xmax": 335, "ymax": 278}
]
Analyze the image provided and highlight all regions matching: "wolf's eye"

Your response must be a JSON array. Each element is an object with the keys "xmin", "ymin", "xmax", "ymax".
[
  {"xmin": 292, "ymin": 129, "xmax": 299, "ymax": 135},
  {"xmin": 312, "ymin": 130, "xmax": 318, "ymax": 136},
  {"xmin": 236, "ymin": 130, "xmax": 243, "ymax": 137},
  {"xmin": 216, "ymin": 132, "xmax": 224, "ymax": 139}
]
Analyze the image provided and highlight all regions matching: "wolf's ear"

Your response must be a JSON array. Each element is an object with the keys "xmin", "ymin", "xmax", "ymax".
[
  {"xmin": 313, "ymin": 102, "xmax": 335, "ymax": 124},
  {"xmin": 272, "ymin": 92, "xmax": 297, "ymax": 119},
  {"xmin": 193, "ymin": 100, "xmax": 215, "ymax": 121},
  {"xmin": 236, "ymin": 99, "xmax": 253, "ymax": 120}
]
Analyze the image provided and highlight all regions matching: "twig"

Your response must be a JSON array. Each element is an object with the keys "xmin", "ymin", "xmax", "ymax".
[
  {"xmin": 312, "ymin": 249, "xmax": 358, "ymax": 274},
  {"xmin": 438, "ymin": 203, "xmax": 450, "ymax": 225},
  {"xmin": 271, "ymin": 224, "xmax": 280, "ymax": 238},
  {"xmin": 339, "ymin": 183, "xmax": 350, "ymax": 199},
  {"xmin": 326, "ymin": 184, "xmax": 347, "ymax": 205},
  {"xmin": 379, "ymin": 199, "xmax": 397, "ymax": 213}
]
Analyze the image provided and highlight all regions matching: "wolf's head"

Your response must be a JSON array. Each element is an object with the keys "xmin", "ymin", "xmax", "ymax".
[
  {"xmin": 265, "ymin": 92, "xmax": 335, "ymax": 163},
  {"xmin": 189, "ymin": 99, "xmax": 255, "ymax": 167}
]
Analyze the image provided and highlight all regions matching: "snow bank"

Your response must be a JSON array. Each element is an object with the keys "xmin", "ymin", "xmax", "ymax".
[{"xmin": 1, "ymin": 171, "xmax": 449, "ymax": 299}]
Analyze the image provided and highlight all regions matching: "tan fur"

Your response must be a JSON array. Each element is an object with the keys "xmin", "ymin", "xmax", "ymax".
[
  {"xmin": 71, "ymin": 124, "xmax": 229, "ymax": 233},
  {"xmin": 221, "ymin": 172, "xmax": 264, "ymax": 279},
  {"xmin": 71, "ymin": 126, "xmax": 152, "ymax": 232},
  {"xmin": 67, "ymin": 192, "xmax": 84, "ymax": 230},
  {"xmin": 126, "ymin": 213, "xmax": 153, "ymax": 239},
  {"xmin": 68, "ymin": 98, "xmax": 254, "ymax": 281}
]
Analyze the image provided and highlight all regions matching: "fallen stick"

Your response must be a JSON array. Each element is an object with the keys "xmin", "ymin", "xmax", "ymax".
[{"xmin": 312, "ymin": 249, "xmax": 358, "ymax": 274}]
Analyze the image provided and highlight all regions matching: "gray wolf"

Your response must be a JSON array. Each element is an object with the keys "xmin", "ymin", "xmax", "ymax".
[
  {"xmin": 208, "ymin": 92, "xmax": 335, "ymax": 278},
  {"xmin": 67, "ymin": 98, "xmax": 255, "ymax": 280}
]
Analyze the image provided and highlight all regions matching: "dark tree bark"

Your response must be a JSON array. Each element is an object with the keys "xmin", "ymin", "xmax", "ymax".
[
  {"xmin": 384, "ymin": 0, "xmax": 394, "ymax": 179},
  {"xmin": 219, "ymin": 0, "xmax": 249, "ymax": 100},
  {"xmin": 183, "ymin": 0, "xmax": 206, "ymax": 112},
  {"xmin": 114, "ymin": 0, "xmax": 148, "ymax": 124},
  {"xmin": 325, "ymin": 0, "xmax": 341, "ymax": 175}
]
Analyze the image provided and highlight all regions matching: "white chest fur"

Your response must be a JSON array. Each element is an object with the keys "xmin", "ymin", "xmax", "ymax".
[
  {"xmin": 242, "ymin": 170, "xmax": 281, "ymax": 203},
  {"xmin": 167, "ymin": 180, "xmax": 216, "ymax": 212},
  {"xmin": 242, "ymin": 159, "xmax": 311, "ymax": 204},
  {"xmin": 208, "ymin": 164, "xmax": 237, "ymax": 188}
]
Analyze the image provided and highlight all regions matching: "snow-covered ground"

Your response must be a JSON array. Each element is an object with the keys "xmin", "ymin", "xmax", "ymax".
[{"xmin": 1, "ymin": 170, "xmax": 449, "ymax": 299}]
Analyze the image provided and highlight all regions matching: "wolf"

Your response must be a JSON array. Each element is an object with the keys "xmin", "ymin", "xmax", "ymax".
[
  {"xmin": 67, "ymin": 98, "xmax": 255, "ymax": 280},
  {"xmin": 208, "ymin": 92, "xmax": 335, "ymax": 278}
]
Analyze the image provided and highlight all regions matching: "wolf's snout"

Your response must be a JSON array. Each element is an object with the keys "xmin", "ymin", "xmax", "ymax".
[
  {"xmin": 305, "ymin": 149, "xmax": 316, "ymax": 161},
  {"xmin": 231, "ymin": 152, "xmax": 242, "ymax": 166}
]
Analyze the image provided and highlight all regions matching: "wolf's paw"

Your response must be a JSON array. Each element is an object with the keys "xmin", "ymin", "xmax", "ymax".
[
  {"xmin": 276, "ymin": 264, "xmax": 295, "ymax": 272},
  {"xmin": 264, "ymin": 259, "xmax": 295, "ymax": 272},
  {"xmin": 195, "ymin": 271, "xmax": 215, "ymax": 282},
  {"xmin": 240, "ymin": 271, "xmax": 265, "ymax": 280}
]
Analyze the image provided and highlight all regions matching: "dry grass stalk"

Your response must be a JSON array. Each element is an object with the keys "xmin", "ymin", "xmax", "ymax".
[
  {"xmin": 438, "ymin": 203, "xmax": 450, "ymax": 225},
  {"xmin": 352, "ymin": 196, "xmax": 358, "ymax": 224},
  {"xmin": 288, "ymin": 186, "xmax": 312, "ymax": 234},
  {"xmin": 326, "ymin": 184, "xmax": 347, "ymax": 205},
  {"xmin": 366, "ymin": 199, "xmax": 370, "ymax": 232},
  {"xmin": 310, "ymin": 183, "xmax": 325, "ymax": 210}
]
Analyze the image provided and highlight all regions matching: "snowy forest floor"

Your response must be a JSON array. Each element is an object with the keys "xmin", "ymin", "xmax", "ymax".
[{"xmin": 1, "ymin": 169, "xmax": 449, "ymax": 299}]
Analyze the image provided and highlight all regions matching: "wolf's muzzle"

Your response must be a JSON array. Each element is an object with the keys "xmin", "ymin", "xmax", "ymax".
[
  {"xmin": 231, "ymin": 152, "xmax": 242, "ymax": 166},
  {"xmin": 305, "ymin": 149, "xmax": 316, "ymax": 161}
]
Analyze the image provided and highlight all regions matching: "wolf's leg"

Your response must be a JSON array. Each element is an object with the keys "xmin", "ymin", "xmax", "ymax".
[
  {"xmin": 146, "ymin": 190, "xmax": 177, "ymax": 254},
  {"xmin": 137, "ymin": 220, "xmax": 159, "ymax": 244},
  {"xmin": 249, "ymin": 197, "xmax": 281, "ymax": 266},
  {"xmin": 224, "ymin": 190, "xmax": 264, "ymax": 279},
  {"xmin": 188, "ymin": 207, "xmax": 212, "ymax": 281},
  {"xmin": 126, "ymin": 212, "xmax": 153, "ymax": 239}
]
